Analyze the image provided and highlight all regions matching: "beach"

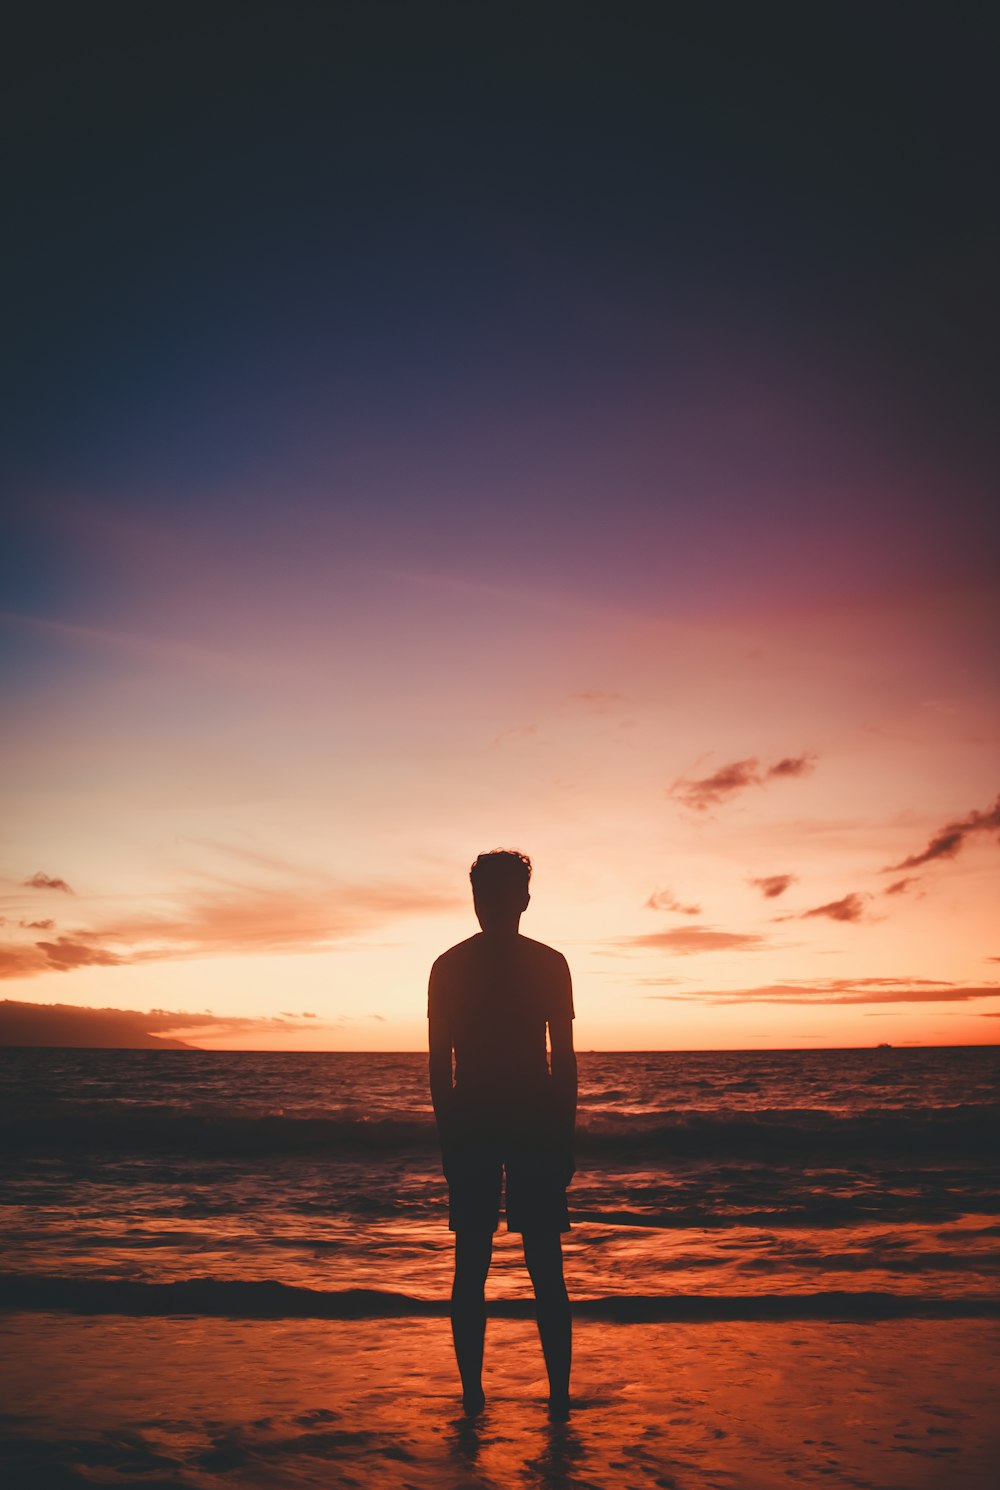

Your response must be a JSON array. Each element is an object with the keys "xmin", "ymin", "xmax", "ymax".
[
  {"xmin": 2, "ymin": 1046, "xmax": 998, "ymax": 1487},
  {"xmin": 2, "ymin": 1311, "xmax": 998, "ymax": 1488}
]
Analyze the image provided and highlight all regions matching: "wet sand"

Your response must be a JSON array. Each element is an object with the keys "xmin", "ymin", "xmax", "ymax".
[{"xmin": 1, "ymin": 1313, "xmax": 997, "ymax": 1488}]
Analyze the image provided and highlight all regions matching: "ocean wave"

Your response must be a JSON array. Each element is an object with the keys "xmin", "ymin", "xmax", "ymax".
[
  {"xmin": 1, "ymin": 1274, "xmax": 997, "ymax": 1321},
  {"xmin": 3, "ymin": 1101, "xmax": 998, "ymax": 1160}
]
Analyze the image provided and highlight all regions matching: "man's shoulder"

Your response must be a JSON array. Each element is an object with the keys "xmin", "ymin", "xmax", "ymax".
[
  {"xmin": 431, "ymin": 934, "xmax": 482, "ymax": 973},
  {"xmin": 521, "ymin": 935, "xmax": 566, "ymax": 959},
  {"xmin": 517, "ymin": 935, "xmax": 568, "ymax": 970}
]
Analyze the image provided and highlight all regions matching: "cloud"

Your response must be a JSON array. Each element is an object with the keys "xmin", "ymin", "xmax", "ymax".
[
  {"xmin": 643, "ymin": 978, "xmax": 1000, "ymax": 1006},
  {"xmin": 34, "ymin": 937, "xmax": 128, "ymax": 971},
  {"xmin": 670, "ymin": 753, "xmax": 816, "ymax": 811},
  {"xmin": 618, "ymin": 925, "xmax": 768, "ymax": 955},
  {"xmin": 0, "ymin": 999, "xmax": 341, "ymax": 1049},
  {"xmin": 0, "ymin": 869, "xmax": 463, "ymax": 982},
  {"xmin": 19, "ymin": 918, "xmax": 55, "ymax": 930},
  {"xmin": 884, "ymin": 878, "xmax": 917, "ymax": 896},
  {"xmin": 886, "ymin": 793, "xmax": 1000, "ymax": 872},
  {"xmin": 670, "ymin": 758, "xmax": 759, "ymax": 811},
  {"xmin": 749, "ymin": 874, "xmax": 795, "ymax": 899},
  {"xmin": 798, "ymin": 892, "xmax": 868, "ymax": 923},
  {"xmin": 0, "ymin": 946, "xmax": 47, "ymax": 979},
  {"xmin": 766, "ymin": 755, "xmax": 816, "ymax": 779},
  {"xmin": 645, "ymin": 889, "xmax": 701, "ymax": 915},
  {"xmin": 23, "ymin": 872, "xmax": 74, "ymax": 894}
]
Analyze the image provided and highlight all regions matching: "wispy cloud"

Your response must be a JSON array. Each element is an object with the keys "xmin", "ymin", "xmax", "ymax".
[
  {"xmin": 644, "ymin": 978, "xmax": 1000, "ymax": 1006},
  {"xmin": 645, "ymin": 888, "xmax": 701, "ymax": 915},
  {"xmin": 749, "ymin": 873, "xmax": 795, "ymax": 899},
  {"xmin": 23, "ymin": 873, "xmax": 74, "ymax": 894},
  {"xmin": 886, "ymin": 793, "xmax": 1000, "ymax": 872},
  {"xmin": 884, "ymin": 877, "xmax": 918, "ymax": 896},
  {"xmin": 0, "ymin": 947, "xmax": 48, "ymax": 979},
  {"xmin": 618, "ymin": 925, "xmax": 768, "ymax": 955},
  {"xmin": 670, "ymin": 758, "xmax": 758, "ymax": 811},
  {"xmin": 773, "ymin": 892, "xmax": 868, "ymax": 924},
  {"xmin": 35, "ymin": 937, "xmax": 129, "ymax": 971},
  {"xmin": 0, "ymin": 866, "xmax": 463, "ymax": 982},
  {"xmin": 569, "ymin": 690, "xmax": 622, "ymax": 712},
  {"xmin": 670, "ymin": 753, "xmax": 816, "ymax": 811},
  {"xmin": 20, "ymin": 918, "xmax": 55, "ymax": 930},
  {"xmin": 766, "ymin": 755, "xmax": 816, "ymax": 780},
  {"xmin": 799, "ymin": 892, "xmax": 868, "ymax": 924}
]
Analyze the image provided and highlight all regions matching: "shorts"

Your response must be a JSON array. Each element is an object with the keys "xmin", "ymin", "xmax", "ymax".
[{"xmin": 443, "ymin": 1139, "xmax": 572, "ymax": 1234}]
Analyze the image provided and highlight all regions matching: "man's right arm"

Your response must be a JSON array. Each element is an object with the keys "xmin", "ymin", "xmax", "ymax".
[
  {"xmin": 427, "ymin": 958, "xmax": 456, "ymax": 1146},
  {"xmin": 548, "ymin": 952, "xmax": 577, "ymax": 1171}
]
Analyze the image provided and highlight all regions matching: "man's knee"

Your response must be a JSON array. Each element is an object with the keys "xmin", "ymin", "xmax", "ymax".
[
  {"xmin": 454, "ymin": 1227, "xmax": 494, "ymax": 1286},
  {"xmin": 522, "ymin": 1229, "xmax": 565, "ymax": 1279}
]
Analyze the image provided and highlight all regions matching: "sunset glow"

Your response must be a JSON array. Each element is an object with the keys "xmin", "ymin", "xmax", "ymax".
[{"xmin": 3, "ymin": 539, "xmax": 996, "ymax": 1049}]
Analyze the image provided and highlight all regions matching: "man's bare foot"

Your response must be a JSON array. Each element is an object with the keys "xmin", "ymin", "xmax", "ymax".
[
  {"xmin": 547, "ymin": 1392, "xmax": 571, "ymax": 1422},
  {"xmin": 462, "ymin": 1387, "xmax": 486, "ymax": 1416}
]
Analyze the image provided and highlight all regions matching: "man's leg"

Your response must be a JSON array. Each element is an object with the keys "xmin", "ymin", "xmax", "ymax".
[
  {"xmin": 522, "ymin": 1229, "xmax": 571, "ymax": 1415},
  {"xmin": 451, "ymin": 1226, "xmax": 493, "ymax": 1413}
]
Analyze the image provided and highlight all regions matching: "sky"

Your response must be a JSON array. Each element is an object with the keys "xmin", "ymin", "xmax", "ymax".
[{"xmin": 2, "ymin": 4, "xmax": 998, "ymax": 1050}]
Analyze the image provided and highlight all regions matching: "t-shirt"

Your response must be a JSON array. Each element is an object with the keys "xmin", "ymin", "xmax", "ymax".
[{"xmin": 427, "ymin": 932, "xmax": 574, "ymax": 1137}]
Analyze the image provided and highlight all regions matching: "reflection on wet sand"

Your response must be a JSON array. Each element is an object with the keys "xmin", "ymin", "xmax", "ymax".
[
  {"xmin": 2, "ymin": 1313, "xmax": 997, "ymax": 1488},
  {"xmin": 449, "ymin": 1407, "xmax": 585, "ymax": 1490}
]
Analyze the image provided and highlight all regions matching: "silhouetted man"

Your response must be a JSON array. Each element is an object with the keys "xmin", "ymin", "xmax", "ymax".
[{"xmin": 428, "ymin": 849, "xmax": 577, "ymax": 1418}]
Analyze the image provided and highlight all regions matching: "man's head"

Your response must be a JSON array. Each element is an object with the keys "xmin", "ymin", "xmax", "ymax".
[{"xmin": 469, "ymin": 849, "xmax": 531, "ymax": 934}]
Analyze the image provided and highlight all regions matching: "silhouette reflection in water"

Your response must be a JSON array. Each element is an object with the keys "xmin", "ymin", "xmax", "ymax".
[{"xmin": 428, "ymin": 849, "xmax": 578, "ymax": 1418}]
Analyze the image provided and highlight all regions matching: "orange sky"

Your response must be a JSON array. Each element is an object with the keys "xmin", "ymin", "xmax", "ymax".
[{"xmin": 2, "ymin": 544, "xmax": 997, "ymax": 1049}]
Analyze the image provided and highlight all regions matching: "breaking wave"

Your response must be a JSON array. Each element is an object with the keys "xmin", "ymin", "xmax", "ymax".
[{"xmin": 4, "ymin": 1101, "xmax": 997, "ymax": 1160}]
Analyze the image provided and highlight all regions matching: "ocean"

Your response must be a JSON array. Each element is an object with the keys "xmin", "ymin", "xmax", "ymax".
[{"xmin": 1, "ymin": 1046, "xmax": 998, "ymax": 1320}]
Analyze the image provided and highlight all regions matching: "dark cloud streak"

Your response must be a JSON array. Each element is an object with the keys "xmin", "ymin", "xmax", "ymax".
[
  {"xmin": 799, "ymin": 893, "xmax": 868, "ymax": 924},
  {"xmin": 887, "ymin": 794, "xmax": 1000, "ymax": 871},
  {"xmin": 644, "ymin": 978, "xmax": 1000, "ymax": 1006},
  {"xmin": 671, "ymin": 754, "xmax": 816, "ymax": 811},
  {"xmin": 766, "ymin": 755, "xmax": 816, "ymax": 779},
  {"xmin": 23, "ymin": 873, "xmax": 74, "ymax": 894},
  {"xmin": 749, "ymin": 874, "xmax": 795, "ymax": 899},
  {"xmin": 619, "ymin": 925, "xmax": 767, "ymax": 955}
]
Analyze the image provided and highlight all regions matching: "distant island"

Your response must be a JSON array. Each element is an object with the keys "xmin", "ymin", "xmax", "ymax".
[{"xmin": 0, "ymin": 1000, "xmax": 196, "ymax": 1049}]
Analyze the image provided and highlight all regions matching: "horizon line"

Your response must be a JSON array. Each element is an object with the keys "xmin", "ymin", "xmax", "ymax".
[{"xmin": 2, "ymin": 1042, "xmax": 997, "ymax": 1054}]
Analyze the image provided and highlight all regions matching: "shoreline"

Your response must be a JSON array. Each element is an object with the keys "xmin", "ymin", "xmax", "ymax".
[{"xmin": 2, "ymin": 1274, "xmax": 999, "ymax": 1322}]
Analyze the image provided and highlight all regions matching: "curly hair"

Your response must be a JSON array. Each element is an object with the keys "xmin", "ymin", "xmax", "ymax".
[{"xmin": 469, "ymin": 848, "xmax": 532, "ymax": 897}]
